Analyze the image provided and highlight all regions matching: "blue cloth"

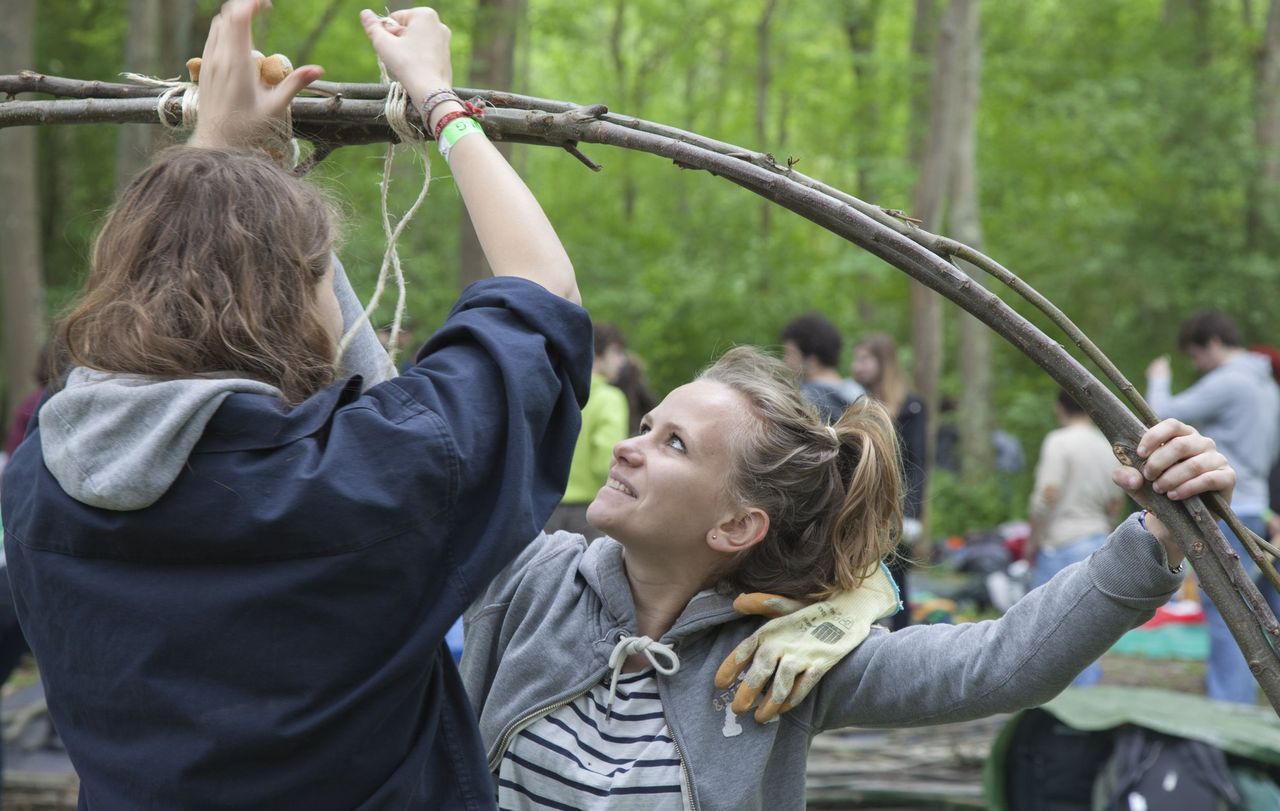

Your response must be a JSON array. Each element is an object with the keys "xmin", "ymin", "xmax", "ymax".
[
  {"xmin": 445, "ymin": 618, "xmax": 465, "ymax": 663},
  {"xmin": 1202, "ymin": 515, "xmax": 1280, "ymax": 704},
  {"xmin": 1033, "ymin": 533, "xmax": 1108, "ymax": 686},
  {"xmin": 0, "ymin": 277, "xmax": 591, "ymax": 810}
]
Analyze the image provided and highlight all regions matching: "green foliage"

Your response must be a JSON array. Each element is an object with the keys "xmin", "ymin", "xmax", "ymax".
[
  {"xmin": 20, "ymin": 0, "xmax": 1280, "ymax": 525},
  {"xmin": 929, "ymin": 468, "xmax": 1029, "ymax": 539}
]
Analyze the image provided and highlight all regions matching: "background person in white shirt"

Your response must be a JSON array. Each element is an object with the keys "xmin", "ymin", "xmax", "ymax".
[{"xmin": 1028, "ymin": 390, "xmax": 1124, "ymax": 686}]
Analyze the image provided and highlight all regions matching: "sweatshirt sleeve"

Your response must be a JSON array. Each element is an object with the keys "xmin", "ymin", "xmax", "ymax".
[
  {"xmin": 331, "ymin": 255, "xmax": 397, "ymax": 389},
  {"xmin": 375, "ymin": 277, "xmax": 592, "ymax": 602},
  {"xmin": 807, "ymin": 514, "xmax": 1182, "ymax": 731},
  {"xmin": 1146, "ymin": 370, "xmax": 1231, "ymax": 426}
]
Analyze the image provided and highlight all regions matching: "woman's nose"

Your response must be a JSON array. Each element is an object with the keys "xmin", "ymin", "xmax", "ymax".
[{"xmin": 613, "ymin": 436, "xmax": 643, "ymax": 465}]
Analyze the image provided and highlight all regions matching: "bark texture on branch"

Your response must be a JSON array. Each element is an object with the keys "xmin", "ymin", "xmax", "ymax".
[{"xmin": 3, "ymin": 72, "xmax": 1278, "ymax": 711}]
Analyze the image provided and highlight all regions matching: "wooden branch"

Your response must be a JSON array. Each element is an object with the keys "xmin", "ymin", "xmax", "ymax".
[{"xmin": 4, "ymin": 73, "xmax": 1279, "ymax": 711}]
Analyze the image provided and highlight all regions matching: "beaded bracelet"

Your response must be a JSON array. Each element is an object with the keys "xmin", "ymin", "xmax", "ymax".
[{"xmin": 422, "ymin": 90, "xmax": 461, "ymax": 130}]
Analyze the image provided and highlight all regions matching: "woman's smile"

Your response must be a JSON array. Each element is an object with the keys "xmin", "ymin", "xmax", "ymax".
[{"xmin": 603, "ymin": 474, "xmax": 637, "ymax": 498}]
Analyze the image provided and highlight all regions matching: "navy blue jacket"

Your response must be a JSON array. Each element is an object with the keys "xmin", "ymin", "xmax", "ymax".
[{"xmin": 1, "ymin": 278, "xmax": 592, "ymax": 809}]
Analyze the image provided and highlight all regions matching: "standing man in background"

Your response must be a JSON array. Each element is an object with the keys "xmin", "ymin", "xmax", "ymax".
[
  {"xmin": 1146, "ymin": 310, "xmax": 1280, "ymax": 703},
  {"xmin": 1027, "ymin": 390, "xmax": 1124, "ymax": 686},
  {"xmin": 781, "ymin": 312, "xmax": 864, "ymax": 423},
  {"xmin": 545, "ymin": 323, "xmax": 629, "ymax": 539}
]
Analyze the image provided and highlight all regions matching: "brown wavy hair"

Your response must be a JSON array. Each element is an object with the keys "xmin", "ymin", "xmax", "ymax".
[
  {"xmin": 855, "ymin": 332, "xmax": 909, "ymax": 417},
  {"xmin": 699, "ymin": 347, "xmax": 904, "ymax": 600},
  {"xmin": 56, "ymin": 147, "xmax": 339, "ymax": 403}
]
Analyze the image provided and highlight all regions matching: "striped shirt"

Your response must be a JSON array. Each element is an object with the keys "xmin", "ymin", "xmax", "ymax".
[{"xmin": 497, "ymin": 669, "xmax": 687, "ymax": 810}]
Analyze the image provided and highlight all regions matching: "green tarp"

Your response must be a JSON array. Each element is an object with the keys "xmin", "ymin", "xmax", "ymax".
[{"xmin": 1109, "ymin": 624, "xmax": 1208, "ymax": 660}]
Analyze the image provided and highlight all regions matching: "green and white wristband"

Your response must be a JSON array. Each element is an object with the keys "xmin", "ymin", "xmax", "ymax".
[{"xmin": 437, "ymin": 117, "xmax": 485, "ymax": 161}]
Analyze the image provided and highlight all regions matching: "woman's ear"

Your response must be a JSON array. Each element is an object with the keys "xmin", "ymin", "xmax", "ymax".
[{"xmin": 708, "ymin": 508, "xmax": 770, "ymax": 555}]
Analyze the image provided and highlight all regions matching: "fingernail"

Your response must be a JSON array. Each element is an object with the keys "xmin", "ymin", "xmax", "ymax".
[
  {"xmin": 1169, "ymin": 490, "xmax": 1181, "ymax": 500},
  {"xmin": 1152, "ymin": 483, "xmax": 1164, "ymax": 494}
]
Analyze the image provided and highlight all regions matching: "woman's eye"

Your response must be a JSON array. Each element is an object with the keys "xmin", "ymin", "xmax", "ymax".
[
  {"xmin": 667, "ymin": 434, "xmax": 686, "ymax": 453},
  {"xmin": 638, "ymin": 424, "xmax": 651, "ymax": 436}
]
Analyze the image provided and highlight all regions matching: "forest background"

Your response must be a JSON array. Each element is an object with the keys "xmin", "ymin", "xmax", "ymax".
[{"xmin": 3, "ymin": 0, "xmax": 1279, "ymax": 538}]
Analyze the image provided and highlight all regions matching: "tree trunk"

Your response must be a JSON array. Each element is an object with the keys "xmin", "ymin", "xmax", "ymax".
[
  {"xmin": 608, "ymin": 0, "xmax": 637, "ymax": 222},
  {"xmin": 1248, "ymin": 0, "xmax": 1280, "ymax": 252},
  {"xmin": 158, "ymin": 0, "xmax": 197, "ymax": 79},
  {"xmin": 1164, "ymin": 0, "xmax": 1213, "ymax": 66},
  {"xmin": 756, "ymin": 0, "xmax": 780, "ymax": 234},
  {"xmin": 947, "ymin": 0, "xmax": 993, "ymax": 485},
  {"xmin": 842, "ymin": 0, "xmax": 884, "ymax": 200},
  {"xmin": 115, "ymin": 0, "xmax": 160, "ymax": 193},
  {"xmin": 294, "ymin": 0, "xmax": 343, "ymax": 66},
  {"xmin": 908, "ymin": 0, "xmax": 940, "ymax": 167},
  {"xmin": 458, "ymin": 0, "xmax": 521, "ymax": 290},
  {"xmin": 0, "ymin": 0, "xmax": 45, "ymax": 429},
  {"xmin": 910, "ymin": 0, "xmax": 963, "ymax": 464}
]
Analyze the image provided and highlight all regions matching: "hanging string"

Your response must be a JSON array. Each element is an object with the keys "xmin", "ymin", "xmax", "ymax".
[{"xmin": 335, "ymin": 62, "xmax": 432, "ymax": 371}]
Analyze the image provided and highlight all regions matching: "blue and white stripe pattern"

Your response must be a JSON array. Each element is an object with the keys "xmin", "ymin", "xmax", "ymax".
[{"xmin": 497, "ymin": 669, "xmax": 687, "ymax": 810}]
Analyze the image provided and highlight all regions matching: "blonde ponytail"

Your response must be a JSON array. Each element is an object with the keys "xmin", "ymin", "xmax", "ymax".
[{"xmin": 826, "ymin": 400, "xmax": 904, "ymax": 594}]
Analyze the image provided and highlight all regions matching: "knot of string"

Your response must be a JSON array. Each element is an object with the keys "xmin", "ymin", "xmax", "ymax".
[
  {"xmin": 336, "ymin": 68, "xmax": 431, "ymax": 371},
  {"xmin": 605, "ymin": 635, "xmax": 680, "ymax": 718},
  {"xmin": 122, "ymin": 73, "xmax": 200, "ymax": 130}
]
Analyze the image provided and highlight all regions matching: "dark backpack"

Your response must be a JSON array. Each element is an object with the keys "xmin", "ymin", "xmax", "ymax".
[
  {"xmin": 1092, "ymin": 726, "xmax": 1243, "ymax": 811},
  {"xmin": 1003, "ymin": 708, "xmax": 1115, "ymax": 810}
]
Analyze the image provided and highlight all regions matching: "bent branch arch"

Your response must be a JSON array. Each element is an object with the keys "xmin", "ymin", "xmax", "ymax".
[{"xmin": 4, "ymin": 72, "xmax": 1278, "ymax": 711}]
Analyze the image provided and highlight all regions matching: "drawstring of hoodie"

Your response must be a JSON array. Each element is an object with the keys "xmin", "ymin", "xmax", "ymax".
[{"xmin": 605, "ymin": 635, "xmax": 680, "ymax": 718}]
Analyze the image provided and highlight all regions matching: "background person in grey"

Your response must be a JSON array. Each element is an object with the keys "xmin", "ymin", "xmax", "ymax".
[
  {"xmin": 1146, "ymin": 309, "xmax": 1280, "ymax": 703},
  {"xmin": 780, "ymin": 312, "xmax": 864, "ymax": 423},
  {"xmin": 462, "ymin": 346, "xmax": 1232, "ymax": 810}
]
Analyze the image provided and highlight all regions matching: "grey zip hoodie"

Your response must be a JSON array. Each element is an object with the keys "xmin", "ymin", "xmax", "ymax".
[
  {"xmin": 1147, "ymin": 351, "xmax": 1280, "ymax": 514},
  {"xmin": 462, "ymin": 515, "xmax": 1181, "ymax": 810},
  {"xmin": 38, "ymin": 256, "xmax": 395, "ymax": 511}
]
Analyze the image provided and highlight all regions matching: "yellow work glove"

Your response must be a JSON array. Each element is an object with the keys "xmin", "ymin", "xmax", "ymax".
[{"xmin": 714, "ymin": 562, "xmax": 901, "ymax": 722}]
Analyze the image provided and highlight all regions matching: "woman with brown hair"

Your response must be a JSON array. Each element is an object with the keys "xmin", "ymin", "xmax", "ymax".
[
  {"xmin": 852, "ymin": 332, "xmax": 926, "ymax": 629},
  {"xmin": 0, "ymin": 3, "xmax": 590, "ymax": 808},
  {"xmin": 461, "ymin": 345, "xmax": 1229, "ymax": 810}
]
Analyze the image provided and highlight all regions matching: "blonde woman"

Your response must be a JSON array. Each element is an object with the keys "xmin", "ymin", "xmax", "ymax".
[{"xmin": 463, "ymin": 346, "xmax": 1228, "ymax": 810}]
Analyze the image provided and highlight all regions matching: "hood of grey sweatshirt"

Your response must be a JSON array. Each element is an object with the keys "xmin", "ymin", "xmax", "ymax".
[
  {"xmin": 1147, "ymin": 351, "xmax": 1280, "ymax": 513},
  {"xmin": 37, "ymin": 256, "xmax": 394, "ymax": 512}
]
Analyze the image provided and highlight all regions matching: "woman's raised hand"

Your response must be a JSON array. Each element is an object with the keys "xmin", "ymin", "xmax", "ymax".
[
  {"xmin": 190, "ymin": 0, "xmax": 324, "ymax": 151},
  {"xmin": 359, "ymin": 8, "xmax": 454, "ymax": 102},
  {"xmin": 1113, "ymin": 418, "xmax": 1235, "ymax": 567}
]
